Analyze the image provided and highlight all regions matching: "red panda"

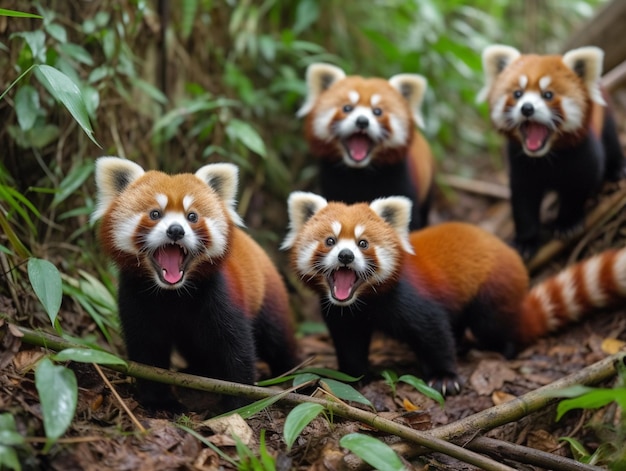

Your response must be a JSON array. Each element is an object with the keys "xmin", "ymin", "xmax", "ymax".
[
  {"xmin": 92, "ymin": 157, "xmax": 298, "ymax": 411},
  {"xmin": 282, "ymin": 192, "xmax": 626, "ymax": 394},
  {"xmin": 477, "ymin": 45, "xmax": 624, "ymax": 259},
  {"xmin": 297, "ymin": 63, "xmax": 435, "ymax": 230}
]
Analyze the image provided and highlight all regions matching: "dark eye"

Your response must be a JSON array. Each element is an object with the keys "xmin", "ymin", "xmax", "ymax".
[
  {"xmin": 513, "ymin": 90, "xmax": 523, "ymax": 99},
  {"xmin": 149, "ymin": 209, "xmax": 162, "ymax": 220},
  {"xmin": 358, "ymin": 239, "xmax": 369, "ymax": 249},
  {"xmin": 342, "ymin": 104, "xmax": 353, "ymax": 113},
  {"xmin": 325, "ymin": 237, "xmax": 336, "ymax": 247},
  {"xmin": 187, "ymin": 212, "xmax": 198, "ymax": 223},
  {"xmin": 542, "ymin": 91, "xmax": 553, "ymax": 100},
  {"xmin": 372, "ymin": 107, "xmax": 382, "ymax": 116}
]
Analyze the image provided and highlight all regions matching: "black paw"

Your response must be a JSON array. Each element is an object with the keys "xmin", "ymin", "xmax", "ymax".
[
  {"xmin": 512, "ymin": 239, "xmax": 539, "ymax": 261},
  {"xmin": 552, "ymin": 220, "xmax": 584, "ymax": 240},
  {"xmin": 427, "ymin": 375, "xmax": 462, "ymax": 397}
]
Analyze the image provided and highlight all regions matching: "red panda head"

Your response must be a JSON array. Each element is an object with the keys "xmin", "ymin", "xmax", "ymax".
[
  {"xmin": 477, "ymin": 45, "xmax": 606, "ymax": 157},
  {"xmin": 281, "ymin": 192, "xmax": 414, "ymax": 307},
  {"xmin": 92, "ymin": 157, "xmax": 244, "ymax": 289},
  {"xmin": 297, "ymin": 63, "xmax": 427, "ymax": 167}
]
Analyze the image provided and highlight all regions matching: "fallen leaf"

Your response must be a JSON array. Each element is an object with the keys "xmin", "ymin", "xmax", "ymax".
[
  {"xmin": 601, "ymin": 338, "xmax": 626, "ymax": 355},
  {"xmin": 203, "ymin": 413, "xmax": 253, "ymax": 445},
  {"xmin": 527, "ymin": 429, "xmax": 558, "ymax": 452},
  {"xmin": 403, "ymin": 397, "xmax": 419, "ymax": 411},
  {"xmin": 492, "ymin": 390, "xmax": 516, "ymax": 406},
  {"xmin": 470, "ymin": 360, "xmax": 516, "ymax": 395}
]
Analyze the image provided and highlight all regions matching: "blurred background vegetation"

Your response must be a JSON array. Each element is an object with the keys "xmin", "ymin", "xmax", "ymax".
[{"xmin": 0, "ymin": 0, "xmax": 608, "ymax": 339}]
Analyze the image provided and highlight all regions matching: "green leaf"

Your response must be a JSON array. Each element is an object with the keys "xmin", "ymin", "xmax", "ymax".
[
  {"xmin": 11, "ymin": 31, "xmax": 46, "ymax": 62},
  {"xmin": 556, "ymin": 388, "xmax": 626, "ymax": 421},
  {"xmin": 259, "ymin": 429, "xmax": 276, "ymax": 470},
  {"xmin": 320, "ymin": 379, "xmax": 373, "ymax": 409},
  {"xmin": 225, "ymin": 119, "xmax": 266, "ymax": 158},
  {"xmin": 399, "ymin": 375, "xmax": 445, "ymax": 407},
  {"xmin": 283, "ymin": 403, "xmax": 325, "ymax": 451},
  {"xmin": 292, "ymin": 373, "xmax": 320, "ymax": 387},
  {"xmin": 52, "ymin": 160, "xmax": 94, "ymax": 207},
  {"xmin": 14, "ymin": 85, "xmax": 40, "ymax": 131},
  {"xmin": 57, "ymin": 43, "xmax": 94, "ymax": 66},
  {"xmin": 293, "ymin": 0, "xmax": 319, "ymax": 34},
  {"xmin": 212, "ymin": 388, "xmax": 292, "ymax": 420},
  {"xmin": 0, "ymin": 414, "xmax": 25, "ymax": 446},
  {"xmin": 0, "ymin": 8, "xmax": 42, "ymax": 18},
  {"xmin": 340, "ymin": 433, "xmax": 405, "ymax": 471},
  {"xmin": 27, "ymin": 258, "xmax": 62, "ymax": 326},
  {"xmin": 298, "ymin": 367, "xmax": 361, "ymax": 382},
  {"xmin": 35, "ymin": 358, "xmax": 77, "ymax": 445},
  {"xmin": 52, "ymin": 348, "xmax": 127, "ymax": 366},
  {"xmin": 45, "ymin": 23, "xmax": 67, "ymax": 43},
  {"xmin": 558, "ymin": 437, "xmax": 590, "ymax": 462},
  {"xmin": 0, "ymin": 445, "xmax": 21, "ymax": 471},
  {"xmin": 34, "ymin": 64, "xmax": 100, "ymax": 147}
]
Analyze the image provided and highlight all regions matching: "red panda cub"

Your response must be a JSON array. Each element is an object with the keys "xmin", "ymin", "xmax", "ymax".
[
  {"xmin": 282, "ymin": 192, "xmax": 626, "ymax": 394},
  {"xmin": 478, "ymin": 45, "xmax": 624, "ymax": 259},
  {"xmin": 92, "ymin": 157, "xmax": 297, "ymax": 411},
  {"xmin": 297, "ymin": 63, "xmax": 435, "ymax": 229}
]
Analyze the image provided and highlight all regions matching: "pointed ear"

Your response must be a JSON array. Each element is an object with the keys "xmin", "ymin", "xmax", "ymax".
[
  {"xmin": 369, "ymin": 196, "xmax": 414, "ymax": 254},
  {"xmin": 195, "ymin": 163, "xmax": 244, "ymax": 226},
  {"xmin": 476, "ymin": 45, "xmax": 521, "ymax": 103},
  {"xmin": 562, "ymin": 46, "xmax": 606, "ymax": 105},
  {"xmin": 281, "ymin": 192, "xmax": 328, "ymax": 250},
  {"xmin": 92, "ymin": 156, "xmax": 145, "ymax": 222},
  {"xmin": 388, "ymin": 74, "xmax": 427, "ymax": 129},
  {"xmin": 296, "ymin": 63, "xmax": 346, "ymax": 118}
]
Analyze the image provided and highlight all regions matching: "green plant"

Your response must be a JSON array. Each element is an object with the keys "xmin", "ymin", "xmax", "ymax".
[
  {"xmin": 382, "ymin": 370, "xmax": 445, "ymax": 407},
  {"xmin": 551, "ymin": 361, "xmax": 626, "ymax": 469}
]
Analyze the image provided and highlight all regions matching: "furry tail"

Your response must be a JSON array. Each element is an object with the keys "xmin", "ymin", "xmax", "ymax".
[{"xmin": 518, "ymin": 248, "xmax": 626, "ymax": 345}]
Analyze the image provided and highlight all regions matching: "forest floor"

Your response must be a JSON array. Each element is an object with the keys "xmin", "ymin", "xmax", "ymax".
[{"xmin": 3, "ymin": 106, "xmax": 626, "ymax": 471}]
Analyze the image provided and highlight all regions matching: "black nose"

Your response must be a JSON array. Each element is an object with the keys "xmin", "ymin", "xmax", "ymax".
[
  {"xmin": 166, "ymin": 223, "xmax": 185, "ymax": 241},
  {"xmin": 521, "ymin": 103, "xmax": 534, "ymax": 117},
  {"xmin": 338, "ymin": 248, "xmax": 354, "ymax": 265},
  {"xmin": 355, "ymin": 115, "xmax": 369, "ymax": 129}
]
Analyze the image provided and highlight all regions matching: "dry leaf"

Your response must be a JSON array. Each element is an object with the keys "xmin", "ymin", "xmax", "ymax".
[
  {"xmin": 203, "ymin": 413, "xmax": 252, "ymax": 445},
  {"xmin": 403, "ymin": 397, "xmax": 419, "ymax": 411},
  {"xmin": 12, "ymin": 350, "xmax": 46, "ymax": 373},
  {"xmin": 601, "ymin": 338, "xmax": 626, "ymax": 355},
  {"xmin": 470, "ymin": 360, "xmax": 517, "ymax": 395},
  {"xmin": 492, "ymin": 390, "xmax": 516, "ymax": 406}
]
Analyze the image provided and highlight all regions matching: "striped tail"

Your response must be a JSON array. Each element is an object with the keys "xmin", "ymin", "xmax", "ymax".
[{"xmin": 519, "ymin": 247, "xmax": 626, "ymax": 345}]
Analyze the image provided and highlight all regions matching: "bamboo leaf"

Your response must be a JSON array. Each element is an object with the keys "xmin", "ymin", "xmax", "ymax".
[
  {"xmin": 320, "ymin": 379, "xmax": 373, "ymax": 409},
  {"xmin": 52, "ymin": 348, "xmax": 127, "ymax": 366},
  {"xmin": 339, "ymin": 433, "xmax": 405, "ymax": 471},
  {"xmin": 283, "ymin": 402, "xmax": 325, "ymax": 451},
  {"xmin": 0, "ymin": 8, "xmax": 42, "ymax": 18},
  {"xmin": 35, "ymin": 358, "xmax": 77, "ymax": 446},
  {"xmin": 34, "ymin": 64, "xmax": 100, "ymax": 147},
  {"xmin": 27, "ymin": 258, "xmax": 62, "ymax": 326}
]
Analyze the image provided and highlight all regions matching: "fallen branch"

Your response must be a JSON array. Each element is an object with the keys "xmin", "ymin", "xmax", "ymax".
[
  {"xmin": 527, "ymin": 186, "xmax": 626, "ymax": 274},
  {"xmin": 12, "ymin": 324, "xmax": 515, "ymax": 471}
]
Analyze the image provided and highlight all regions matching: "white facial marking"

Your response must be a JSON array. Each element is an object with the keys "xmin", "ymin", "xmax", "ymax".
[
  {"xmin": 560, "ymin": 97, "xmax": 584, "ymax": 132},
  {"xmin": 511, "ymin": 91, "xmax": 554, "ymax": 127},
  {"xmin": 348, "ymin": 90, "xmax": 359, "ymax": 104},
  {"xmin": 331, "ymin": 221, "xmax": 342, "ymax": 236},
  {"xmin": 114, "ymin": 214, "xmax": 142, "ymax": 254},
  {"xmin": 370, "ymin": 94, "xmax": 381, "ymax": 106},
  {"xmin": 354, "ymin": 224, "xmax": 365, "ymax": 239},
  {"xmin": 539, "ymin": 75, "xmax": 551, "ymax": 90},
  {"xmin": 204, "ymin": 217, "xmax": 229, "ymax": 258},
  {"xmin": 312, "ymin": 107, "xmax": 337, "ymax": 140},
  {"xmin": 145, "ymin": 213, "xmax": 197, "ymax": 251},
  {"xmin": 385, "ymin": 114, "xmax": 408, "ymax": 148},
  {"xmin": 519, "ymin": 75, "xmax": 528, "ymax": 89},
  {"xmin": 183, "ymin": 195, "xmax": 194, "ymax": 212},
  {"xmin": 296, "ymin": 240, "xmax": 320, "ymax": 275},
  {"xmin": 155, "ymin": 193, "xmax": 168, "ymax": 209},
  {"xmin": 373, "ymin": 246, "xmax": 399, "ymax": 283}
]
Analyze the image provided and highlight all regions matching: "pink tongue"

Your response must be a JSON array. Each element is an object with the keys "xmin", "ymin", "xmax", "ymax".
[
  {"xmin": 155, "ymin": 245, "xmax": 183, "ymax": 284},
  {"xmin": 333, "ymin": 269, "xmax": 356, "ymax": 301},
  {"xmin": 525, "ymin": 122, "xmax": 548, "ymax": 151},
  {"xmin": 346, "ymin": 135, "xmax": 370, "ymax": 162}
]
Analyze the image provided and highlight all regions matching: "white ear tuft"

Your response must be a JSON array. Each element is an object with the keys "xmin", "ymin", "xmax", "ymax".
[
  {"xmin": 369, "ymin": 196, "xmax": 414, "ymax": 254},
  {"xmin": 562, "ymin": 46, "xmax": 606, "ymax": 105},
  {"xmin": 281, "ymin": 191, "xmax": 328, "ymax": 250},
  {"xmin": 195, "ymin": 163, "xmax": 244, "ymax": 226},
  {"xmin": 388, "ymin": 73, "xmax": 428, "ymax": 129},
  {"xmin": 92, "ymin": 156, "xmax": 145, "ymax": 223},
  {"xmin": 296, "ymin": 63, "xmax": 346, "ymax": 118},
  {"xmin": 477, "ymin": 44, "xmax": 521, "ymax": 103}
]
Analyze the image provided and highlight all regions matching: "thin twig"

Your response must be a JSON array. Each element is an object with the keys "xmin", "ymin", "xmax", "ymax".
[{"xmin": 92, "ymin": 362, "xmax": 146, "ymax": 433}]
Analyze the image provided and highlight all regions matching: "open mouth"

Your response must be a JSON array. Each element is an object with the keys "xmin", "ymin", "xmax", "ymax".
[
  {"xmin": 327, "ymin": 267, "xmax": 363, "ymax": 303},
  {"xmin": 152, "ymin": 243, "xmax": 190, "ymax": 285},
  {"xmin": 341, "ymin": 133, "xmax": 374, "ymax": 163},
  {"xmin": 520, "ymin": 121, "xmax": 551, "ymax": 155}
]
